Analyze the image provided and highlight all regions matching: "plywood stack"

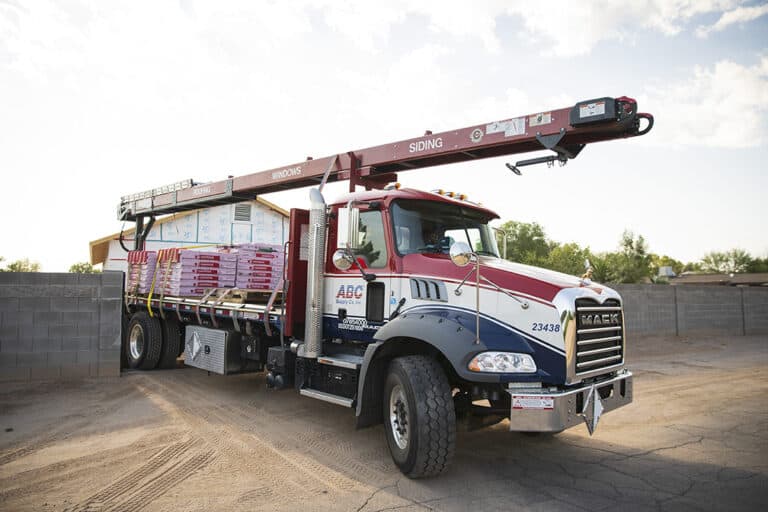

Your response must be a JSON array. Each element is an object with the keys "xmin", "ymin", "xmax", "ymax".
[
  {"xmin": 155, "ymin": 248, "xmax": 237, "ymax": 296},
  {"xmin": 235, "ymin": 243, "xmax": 284, "ymax": 290},
  {"xmin": 126, "ymin": 250, "xmax": 157, "ymax": 294}
]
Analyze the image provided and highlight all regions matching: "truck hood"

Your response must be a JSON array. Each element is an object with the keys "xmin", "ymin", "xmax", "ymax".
[
  {"xmin": 401, "ymin": 253, "xmax": 612, "ymax": 304},
  {"xmin": 480, "ymin": 257, "xmax": 586, "ymax": 290}
]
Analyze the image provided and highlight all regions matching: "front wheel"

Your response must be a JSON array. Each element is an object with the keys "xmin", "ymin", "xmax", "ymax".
[{"xmin": 383, "ymin": 355, "xmax": 456, "ymax": 478}]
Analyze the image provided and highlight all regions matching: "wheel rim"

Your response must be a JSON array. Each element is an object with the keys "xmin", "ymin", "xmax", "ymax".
[
  {"xmin": 129, "ymin": 323, "xmax": 145, "ymax": 360},
  {"xmin": 389, "ymin": 384, "xmax": 410, "ymax": 450}
]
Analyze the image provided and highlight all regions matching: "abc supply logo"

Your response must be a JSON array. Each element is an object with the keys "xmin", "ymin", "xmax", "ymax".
[{"xmin": 335, "ymin": 284, "xmax": 364, "ymax": 305}]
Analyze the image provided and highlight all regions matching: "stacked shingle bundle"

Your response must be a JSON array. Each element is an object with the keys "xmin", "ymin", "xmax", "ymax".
[
  {"xmin": 235, "ymin": 243, "xmax": 284, "ymax": 290},
  {"xmin": 154, "ymin": 248, "xmax": 237, "ymax": 296},
  {"xmin": 127, "ymin": 250, "xmax": 157, "ymax": 294}
]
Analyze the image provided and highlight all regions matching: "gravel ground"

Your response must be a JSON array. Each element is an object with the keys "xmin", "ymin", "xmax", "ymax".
[{"xmin": 0, "ymin": 334, "xmax": 766, "ymax": 511}]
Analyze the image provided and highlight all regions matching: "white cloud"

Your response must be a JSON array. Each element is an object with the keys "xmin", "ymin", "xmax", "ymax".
[
  {"xmin": 290, "ymin": 0, "xmax": 748, "ymax": 57},
  {"xmin": 696, "ymin": 3, "xmax": 768, "ymax": 37},
  {"xmin": 503, "ymin": 0, "xmax": 740, "ymax": 57},
  {"xmin": 641, "ymin": 56, "xmax": 768, "ymax": 148}
]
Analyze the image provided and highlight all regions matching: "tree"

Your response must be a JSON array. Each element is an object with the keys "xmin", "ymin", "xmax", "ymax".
[
  {"xmin": 545, "ymin": 243, "xmax": 592, "ymax": 276},
  {"xmin": 700, "ymin": 249, "xmax": 752, "ymax": 274},
  {"xmin": 4, "ymin": 258, "xmax": 41, "ymax": 272},
  {"xmin": 589, "ymin": 254, "xmax": 612, "ymax": 283},
  {"xmin": 592, "ymin": 231, "xmax": 652, "ymax": 284},
  {"xmin": 650, "ymin": 254, "xmax": 684, "ymax": 279},
  {"xmin": 497, "ymin": 220, "xmax": 551, "ymax": 266},
  {"xmin": 69, "ymin": 262, "xmax": 100, "ymax": 273},
  {"xmin": 746, "ymin": 257, "xmax": 768, "ymax": 273},
  {"xmin": 682, "ymin": 261, "xmax": 703, "ymax": 273}
]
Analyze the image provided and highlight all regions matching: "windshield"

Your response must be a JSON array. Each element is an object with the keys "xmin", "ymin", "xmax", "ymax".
[{"xmin": 391, "ymin": 200, "xmax": 500, "ymax": 257}]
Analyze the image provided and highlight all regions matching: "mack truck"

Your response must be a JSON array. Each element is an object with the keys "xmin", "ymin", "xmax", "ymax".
[{"xmin": 118, "ymin": 96, "xmax": 654, "ymax": 477}]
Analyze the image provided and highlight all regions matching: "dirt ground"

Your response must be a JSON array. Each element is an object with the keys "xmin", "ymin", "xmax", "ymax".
[{"xmin": 0, "ymin": 335, "xmax": 766, "ymax": 512}]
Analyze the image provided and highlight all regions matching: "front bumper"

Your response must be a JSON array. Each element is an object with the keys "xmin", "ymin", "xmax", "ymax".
[{"xmin": 506, "ymin": 370, "xmax": 633, "ymax": 433}]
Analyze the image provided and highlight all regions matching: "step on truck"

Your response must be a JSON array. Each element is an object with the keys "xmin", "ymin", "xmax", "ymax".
[{"xmin": 118, "ymin": 96, "xmax": 654, "ymax": 477}]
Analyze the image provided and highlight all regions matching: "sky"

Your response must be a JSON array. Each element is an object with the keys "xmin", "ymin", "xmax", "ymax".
[{"xmin": 1, "ymin": 0, "xmax": 767, "ymax": 271}]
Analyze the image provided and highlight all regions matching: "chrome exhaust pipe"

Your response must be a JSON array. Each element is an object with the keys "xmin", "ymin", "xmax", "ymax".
[{"xmin": 303, "ymin": 188, "xmax": 327, "ymax": 359}]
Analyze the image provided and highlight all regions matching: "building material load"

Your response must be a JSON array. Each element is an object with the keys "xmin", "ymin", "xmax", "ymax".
[
  {"xmin": 155, "ymin": 248, "xmax": 237, "ymax": 296},
  {"xmin": 234, "ymin": 243, "xmax": 284, "ymax": 290},
  {"xmin": 126, "ymin": 251, "xmax": 157, "ymax": 294}
]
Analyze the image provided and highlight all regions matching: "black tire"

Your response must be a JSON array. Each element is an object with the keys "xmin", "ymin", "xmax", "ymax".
[
  {"xmin": 177, "ymin": 322, "xmax": 186, "ymax": 357},
  {"xmin": 383, "ymin": 355, "xmax": 456, "ymax": 478},
  {"xmin": 125, "ymin": 312, "xmax": 163, "ymax": 370},
  {"xmin": 158, "ymin": 317, "xmax": 183, "ymax": 369}
]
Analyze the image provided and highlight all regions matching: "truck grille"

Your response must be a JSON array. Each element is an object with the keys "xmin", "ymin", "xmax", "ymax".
[{"xmin": 574, "ymin": 298, "xmax": 624, "ymax": 374}]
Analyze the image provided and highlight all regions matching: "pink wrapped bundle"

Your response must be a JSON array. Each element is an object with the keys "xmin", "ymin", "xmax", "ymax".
[{"xmin": 127, "ymin": 251, "xmax": 157, "ymax": 294}]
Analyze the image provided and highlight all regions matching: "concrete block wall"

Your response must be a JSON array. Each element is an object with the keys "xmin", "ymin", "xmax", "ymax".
[
  {"xmin": 615, "ymin": 284, "xmax": 768, "ymax": 337},
  {"xmin": 743, "ymin": 288, "xmax": 768, "ymax": 335},
  {"xmin": 0, "ymin": 272, "xmax": 123, "ymax": 382},
  {"xmin": 614, "ymin": 285, "xmax": 677, "ymax": 336},
  {"xmin": 675, "ymin": 286, "xmax": 744, "ymax": 335}
]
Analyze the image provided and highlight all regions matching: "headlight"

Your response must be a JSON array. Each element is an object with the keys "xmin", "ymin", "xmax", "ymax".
[{"xmin": 468, "ymin": 352, "xmax": 537, "ymax": 373}]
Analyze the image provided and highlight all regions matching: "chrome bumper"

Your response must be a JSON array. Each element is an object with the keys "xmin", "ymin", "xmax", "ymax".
[{"xmin": 506, "ymin": 370, "xmax": 633, "ymax": 433}]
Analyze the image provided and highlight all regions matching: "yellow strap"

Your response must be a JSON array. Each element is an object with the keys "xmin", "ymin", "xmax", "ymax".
[
  {"xmin": 158, "ymin": 256, "xmax": 173, "ymax": 320},
  {"xmin": 147, "ymin": 250, "xmax": 161, "ymax": 317}
]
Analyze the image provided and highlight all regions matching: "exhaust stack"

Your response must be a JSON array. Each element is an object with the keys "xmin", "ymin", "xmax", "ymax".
[{"xmin": 303, "ymin": 188, "xmax": 327, "ymax": 359}]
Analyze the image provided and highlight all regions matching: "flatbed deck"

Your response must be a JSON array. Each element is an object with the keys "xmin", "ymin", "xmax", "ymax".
[{"xmin": 125, "ymin": 291, "xmax": 284, "ymax": 333}]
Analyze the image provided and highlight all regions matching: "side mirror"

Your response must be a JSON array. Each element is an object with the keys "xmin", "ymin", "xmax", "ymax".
[
  {"xmin": 337, "ymin": 206, "xmax": 360, "ymax": 250},
  {"xmin": 332, "ymin": 249, "xmax": 355, "ymax": 271},
  {"xmin": 449, "ymin": 241, "xmax": 474, "ymax": 267}
]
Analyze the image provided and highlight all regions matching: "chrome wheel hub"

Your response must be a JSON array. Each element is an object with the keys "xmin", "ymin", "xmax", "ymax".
[
  {"xmin": 129, "ymin": 323, "xmax": 144, "ymax": 360},
  {"xmin": 389, "ymin": 384, "xmax": 409, "ymax": 450}
]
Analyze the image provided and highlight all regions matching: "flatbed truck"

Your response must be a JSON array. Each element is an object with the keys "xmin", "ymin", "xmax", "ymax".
[{"xmin": 119, "ymin": 96, "xmax": 653, "ymax": 477}]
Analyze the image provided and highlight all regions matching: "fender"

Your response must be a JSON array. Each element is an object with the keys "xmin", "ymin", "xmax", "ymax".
[{"xmin": 355, "ymin": 306, "xmax": 567, "ymax": 425}]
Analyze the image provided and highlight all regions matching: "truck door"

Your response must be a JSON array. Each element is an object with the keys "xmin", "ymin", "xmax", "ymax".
[
  {"xmin": 285, "ymin": 208, "xmax": 309, "ymax": 337},
  {"xmin": 325, "ymin": 207, "xmax": 391, "ymax": 342}
]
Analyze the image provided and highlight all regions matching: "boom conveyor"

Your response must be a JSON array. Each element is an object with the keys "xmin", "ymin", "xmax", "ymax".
[{"xmin": 118, "ymin": 96, "xmax": 652, "ymax": 225}]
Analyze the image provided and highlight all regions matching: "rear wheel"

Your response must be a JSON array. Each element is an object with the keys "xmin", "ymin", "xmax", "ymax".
[
  {"xmin": 383, "ymin": 355, "xmax": 456, "ymax": 478},
  {"xmin": 125, "ymin": 312, "xmax": 163, "ymax": 370},
  {"xmin": 158, "ymin": 317, "xmax": 183, "ymax": 369}
]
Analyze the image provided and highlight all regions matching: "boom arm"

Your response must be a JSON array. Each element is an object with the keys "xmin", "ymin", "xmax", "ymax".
[{"xmin": 118, "ymin": 96, "xmax": 652, "ymax": 222}]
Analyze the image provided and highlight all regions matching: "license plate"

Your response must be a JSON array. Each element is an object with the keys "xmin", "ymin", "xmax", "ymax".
[{"xmin": 511, "ymin": 395, "xmax": 554, "ymax": 410}]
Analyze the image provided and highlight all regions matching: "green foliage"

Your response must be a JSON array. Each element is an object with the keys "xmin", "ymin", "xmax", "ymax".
[
  {"xmin": 746, "ymin": 257, "xmax": 768, "ymax": 273},
  {"xmin": 650, "ymin": 254, "xmax": 684, "ymax": 277},
  {"xmin": 497, "ymin": 220, "xmax": 551, "ymax": 267},
  {"xmin": 601, "ymin": 231, "xmax": 652, "ymax": 284},
  {"xmin": 700, "ymin": 249, "xmax": 752, "ymax": 274},
  {"xmin": 497, "ymin": 222, "xmax": 655, "ymax": 283},
  {"xmin": 544, "ymin": 243, "xmax": 592, "ymax": 276},
  {"xmin": 69, "ymin": 262, "xmax": 100, "ymax": 273},
  {"xmin": 588, "ymin": 254, "xmax": 612, "ymax": 283},
  {"xmin": 4, "ymin": 258, "xmax": 41, "ymax": 272},
  {"xmin": 682, "ymin": 261, "xmax": 703, "ymax": 273},
  {"xmin": 496, "ymin": 220, "xmax": 765, "ymax": 284}
]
